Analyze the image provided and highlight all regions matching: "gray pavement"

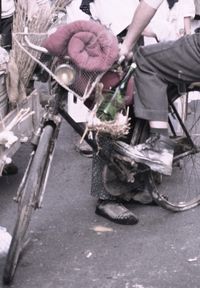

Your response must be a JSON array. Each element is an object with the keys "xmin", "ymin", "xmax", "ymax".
[{"xmin": 1, "ymin": 120, "xmax": 200, "ymax": 288}]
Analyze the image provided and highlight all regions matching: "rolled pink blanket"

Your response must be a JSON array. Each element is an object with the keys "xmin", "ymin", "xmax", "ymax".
[{"xmin": 43, "ymin": 20, "xmax": 119, "ymax": 72}]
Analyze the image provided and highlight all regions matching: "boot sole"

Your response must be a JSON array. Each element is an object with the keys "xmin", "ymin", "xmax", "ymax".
[{"xmin": 95, "ymin": 206, "xmax": 139, "ymax": 225}]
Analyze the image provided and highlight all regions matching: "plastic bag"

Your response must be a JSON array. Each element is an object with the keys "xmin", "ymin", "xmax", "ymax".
[{"xmin": 0, "ymin": 226, "xmax": 12, "ymax": 257}]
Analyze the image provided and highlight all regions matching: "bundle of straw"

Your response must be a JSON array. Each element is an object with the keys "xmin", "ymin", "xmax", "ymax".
[{"xmin": 12, "ymin": 0, "xmax": 73, "ymax": 88}]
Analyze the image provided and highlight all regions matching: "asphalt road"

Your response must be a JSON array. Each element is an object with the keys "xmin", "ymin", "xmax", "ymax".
[{"xmin": 1, "ymin": 120, "xmax": 200, "ymax": 288}]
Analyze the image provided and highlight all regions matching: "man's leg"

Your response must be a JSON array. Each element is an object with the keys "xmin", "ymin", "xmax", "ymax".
[
  {"xmin": 129, "ymin": 34, "xmax": 200, "ymax": 175},
  {"xmin": 91, "ymin": 135, "xmax": 138, "ymax": 225}
]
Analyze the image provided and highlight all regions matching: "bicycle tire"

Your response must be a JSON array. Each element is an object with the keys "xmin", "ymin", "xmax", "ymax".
[
  {"xmin": 151, "ymin": 93, "xmax": 200, "ymax": 211},
  {"xmin": 3, "ymin": 125, "xmax": 54, "ymax": 285}
]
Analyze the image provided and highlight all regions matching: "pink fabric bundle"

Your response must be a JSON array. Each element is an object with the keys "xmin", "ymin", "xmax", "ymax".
[{"xmin": 43, "ymin": 20, "xmax": 119, "ymax": 72}]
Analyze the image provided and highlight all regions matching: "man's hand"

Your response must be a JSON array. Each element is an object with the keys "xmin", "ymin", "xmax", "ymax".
[
  {"xmin": 118, "ymin": 43, "xmax": 133, "ymax": 62},
  {"xmin": 118, "ymin": 0, "xmax": 159, "ymax": 62}
]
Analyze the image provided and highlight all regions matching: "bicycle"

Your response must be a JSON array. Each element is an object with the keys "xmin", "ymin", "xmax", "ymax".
[
  {"xmin": 2, "ymin": 27, "xmax": 126, "ymax": 284},
  {"xmin": 3, "ymin": 27, "xmax": 200, "ymax": 285}
]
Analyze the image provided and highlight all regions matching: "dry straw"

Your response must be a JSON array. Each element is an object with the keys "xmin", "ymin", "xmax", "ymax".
[{"xmin": 12, "ymin": 0, "xmax": 73, "ymax": 88}]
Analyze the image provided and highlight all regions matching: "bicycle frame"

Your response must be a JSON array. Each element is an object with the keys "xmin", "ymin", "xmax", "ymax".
[
  {"xmin": 168, "ymin": 90, "xmax": 200, "ymax": 163},
  {"xmin": 15, "ymin": 30, "xmax": 200, "ymax": 196}
]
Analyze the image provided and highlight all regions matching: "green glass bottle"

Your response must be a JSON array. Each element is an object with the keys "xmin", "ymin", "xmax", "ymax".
[{"xmin": 97, "ymin": 63, "xmax": 136, "ymax": 121}]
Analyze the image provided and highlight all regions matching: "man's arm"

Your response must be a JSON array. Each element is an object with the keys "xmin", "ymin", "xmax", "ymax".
[
  {"xmin": 119, "ymin": 0, "xmax": 163, "ymax": 57},
  {"xmin": 183, "ymin": 17, "xmax": 192, "ymax": 36}
]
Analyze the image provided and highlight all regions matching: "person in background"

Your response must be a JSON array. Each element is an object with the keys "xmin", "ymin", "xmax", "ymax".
[
  {"xmin": 0, "ymin": 0, "xmax": 18, "ymax": 176},
  {"xmin": 0, "ymin": 0, "xmax": 15, "ymax": 51},
  {"xmin": 143, "ymin": 0, "xmax": 195, "ymax": 44},
  {"xmin": 192, "ymin": 0, "xmax": 200, "ymax": 32}
]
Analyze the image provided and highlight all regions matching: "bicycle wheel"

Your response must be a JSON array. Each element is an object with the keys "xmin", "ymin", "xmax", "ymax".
[
  {"xmin": 151, "ymin": 92, "xmax": 200, "ymax": 211},
  {"xmin": 3, "ymin": 125, "xmax": 55, "ymax": 285}
]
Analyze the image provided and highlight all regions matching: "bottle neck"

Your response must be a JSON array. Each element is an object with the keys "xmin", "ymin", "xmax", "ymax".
[{"xmin": 119, "ymin": 63, "xmax": 136, "ymax": 91}]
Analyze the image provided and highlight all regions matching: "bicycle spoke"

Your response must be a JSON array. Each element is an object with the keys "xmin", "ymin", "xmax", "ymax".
[{"xmin": 153, "ymin": 97, "xmax": 200, "ymax": 211}]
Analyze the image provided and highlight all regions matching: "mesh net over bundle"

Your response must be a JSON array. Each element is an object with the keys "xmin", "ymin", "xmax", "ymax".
[{"xmin": 42, "ymin": 19, "xmax": 119, "ymax": 98}]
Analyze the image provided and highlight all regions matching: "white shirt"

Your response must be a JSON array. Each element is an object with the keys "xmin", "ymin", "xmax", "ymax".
[
  {"xmin": 148, "ymin": 0, "xmax": 195, "ymax": 42},
  {"xmin": 90, "ymin": 0, "xmax": 140, "ymax": 35},
  {"xmin": 167, "ymin": 0, "xmax": 195, "ymax": 34},
  {"xmin": 65, "ymin": 0, "xmax": 90, "ymax": 23},
  {"xmin": 144, "ymin": 0, "xmax": 195, "ymax": 45},
  {"xmin": 65, "ymin": 0, "xmax": 139, "ymax": 35},
  {"xmin": 2, "ymin": 0, "xmax": 15, "ymax": 18},
  {"xmin": 144, "ymin": 0, "xmax": 164, "ymax": 9}
]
